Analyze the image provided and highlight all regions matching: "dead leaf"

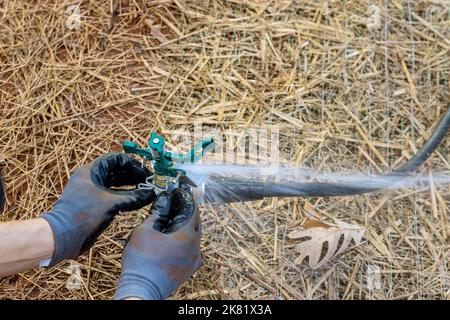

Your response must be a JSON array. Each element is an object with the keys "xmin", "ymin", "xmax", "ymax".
[
  {"xmin": 288, "ymin": 220, "xmax": 365, "ymax": 269},
  {"xmin": 303, "ymin": 218, "xmax": 332, "ymax": 229}
]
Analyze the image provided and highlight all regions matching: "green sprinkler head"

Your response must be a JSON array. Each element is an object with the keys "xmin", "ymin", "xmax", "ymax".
[{"xmin": 123, "ymin": 132, "xmax": 214, "ymax": 189}]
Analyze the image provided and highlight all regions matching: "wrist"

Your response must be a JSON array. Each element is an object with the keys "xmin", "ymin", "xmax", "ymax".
[
  {"xmin": 115, "ymin": 272, "xmax": 164, "ymax": 300},
  {"xmin": 40, "ymin": 211, "xmax": 82, "ymax": 266},
  {"xmin": 36, "ymin": 218, "xmax": 55, "ymax": 260},
  {"xmin": 36, "ymin": 218, "xmax": 56, "ymax": 266}
]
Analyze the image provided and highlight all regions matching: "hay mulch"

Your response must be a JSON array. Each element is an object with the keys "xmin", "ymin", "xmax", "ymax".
[{"xmin": 0, "ymin": 0, "xmax": 449, "ymax": 299}]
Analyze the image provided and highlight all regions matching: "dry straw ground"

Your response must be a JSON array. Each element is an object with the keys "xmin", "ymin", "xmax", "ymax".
[{"xmin": 0, "ymin": 0, "xmax": 449, "ymax": 299}]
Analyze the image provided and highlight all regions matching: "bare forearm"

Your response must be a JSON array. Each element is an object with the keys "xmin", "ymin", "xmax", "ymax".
[{"xmin": 0, "ymin": 218, "xmax": 55, "ymax": 277}]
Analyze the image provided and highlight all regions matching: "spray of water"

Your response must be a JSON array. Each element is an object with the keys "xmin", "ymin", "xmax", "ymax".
[{"xmin": 178, "ymin": 163, "xmax": 450, "ymax": 191}]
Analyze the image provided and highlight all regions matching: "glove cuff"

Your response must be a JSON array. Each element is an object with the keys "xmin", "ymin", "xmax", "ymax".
[
  {"xmin": 40, "ymin": 211, "xmax": 80, "ymax": 266},
  {"xmin": 115, "ymin": 272, "xmax": 163, "ymax": 300}
]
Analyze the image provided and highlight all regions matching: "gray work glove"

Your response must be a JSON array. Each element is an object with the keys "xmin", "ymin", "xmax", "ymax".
[
  {"xmin": 41, "ymin": 153, "xmax": 156, "ymax": 266},
  {"xmin": 114, "ymin": 186, "xmax": 202, "ymax": 300}
]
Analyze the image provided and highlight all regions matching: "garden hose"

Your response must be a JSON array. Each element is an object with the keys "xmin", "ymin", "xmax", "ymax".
[{"xmin": 198, "ymin": 107, "xmax": 450, "ymax": 203}]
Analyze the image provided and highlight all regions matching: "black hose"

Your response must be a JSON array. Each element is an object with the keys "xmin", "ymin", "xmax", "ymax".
[
  {"xmin": 396, "ymin": 107, "xmax": 450, "ymax": 173},
  {"xmin": 201, "ymin": 107, "xmax": 450, "ymax": 203}
]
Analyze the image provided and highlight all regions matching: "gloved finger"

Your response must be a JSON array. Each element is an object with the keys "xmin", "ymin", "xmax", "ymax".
[
  {"xmin": 151, "ymin": 192, "xmax": 172, "ymax": 217},
  {"xmin": 114, "ymin": 188, "xmax": 157, "ymax": 212},
  {"xmin": 170, "ymin": 187, "xmax": 194, "ymax": 215},
  {"xmin": 108, "ymin": 163, "xmax": 150, "ymax": 188},
  {"xmin": 147, "ymin": 192, "xmax": 174, "ymax": 231},
  {"xmin": 164, "ymin": 188, "xmax": 196, "ymax": 233},
  {"xmin": 90, "ymin": 153, "xmax": 150, "ymax": 188},
  {"xmin": 166, "ymin": 205, "xmax": 201, "ymax": 242}
]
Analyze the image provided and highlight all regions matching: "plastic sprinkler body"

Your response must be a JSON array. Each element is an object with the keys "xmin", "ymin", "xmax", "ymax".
[
  {"xmin": 123, "ymin": 132, "xmax": 214, "ymax": 193},
  {"xmin": 148, "ymin": 133, "xmax": 170, "ymax": 189}
]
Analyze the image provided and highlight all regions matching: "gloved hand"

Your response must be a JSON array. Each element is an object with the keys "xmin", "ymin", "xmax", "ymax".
[
  {"xmin": 114, "ymin": 186, "xmax": 202, "ymax": 300},
  {"xmin": 41, "ymin": 153, "xmax": 156, "ymax": 266}
]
